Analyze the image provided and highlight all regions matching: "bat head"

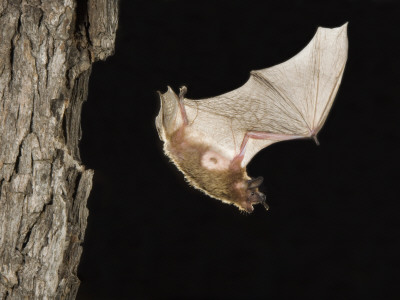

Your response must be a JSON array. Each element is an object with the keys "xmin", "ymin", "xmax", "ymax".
[{"xmin": 240, "ymin": 176, "xmax": 268, "ymax": 213}]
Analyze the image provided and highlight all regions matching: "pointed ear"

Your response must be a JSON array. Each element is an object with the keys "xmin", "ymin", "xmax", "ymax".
[{"xmin": 247, "ymin": 176, "xmax": 264, "ymax": 189}]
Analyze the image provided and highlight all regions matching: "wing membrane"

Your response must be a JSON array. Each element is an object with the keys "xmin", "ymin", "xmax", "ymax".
[{"xmin": 182, "ymin": 24, "xmax": 348, "ymax": 166}]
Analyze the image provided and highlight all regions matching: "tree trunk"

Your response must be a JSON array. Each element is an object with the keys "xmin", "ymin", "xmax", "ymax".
[{"xmin": 0, "ymin": 0, "xmax": 118, "ymax": 298}]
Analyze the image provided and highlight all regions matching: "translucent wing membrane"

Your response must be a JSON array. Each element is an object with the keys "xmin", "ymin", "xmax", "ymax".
[{"xmin": 182, "ymin": 24, "xmax": 348, "ymax": 166}]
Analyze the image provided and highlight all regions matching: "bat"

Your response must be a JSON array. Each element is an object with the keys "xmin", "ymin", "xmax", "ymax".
[{"xmin": 156, "ymin": 24, "xmax": 348, "ymax": 213}]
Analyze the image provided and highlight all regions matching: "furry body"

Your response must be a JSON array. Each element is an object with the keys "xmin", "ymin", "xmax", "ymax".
[
  {"xmin": 156, "ymin": 25, "xmax": 348, "ymax": 212},
  {"xmin": 164, "ymin": 126, "xmax": 251, "ymax": 210}
]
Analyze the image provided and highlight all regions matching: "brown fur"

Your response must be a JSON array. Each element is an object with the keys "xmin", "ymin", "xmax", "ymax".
[{"xmin": 164, "ymin": 127, "xmax": 249, "ymax": 210}]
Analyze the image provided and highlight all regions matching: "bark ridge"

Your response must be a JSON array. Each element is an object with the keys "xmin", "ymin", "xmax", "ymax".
[{"xmin": 0, "ymin": 1, "xmax": 118, "ymax": 299}]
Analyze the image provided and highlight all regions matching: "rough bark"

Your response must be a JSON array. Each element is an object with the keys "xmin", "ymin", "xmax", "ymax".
[{"xmin": 0, "ymin": 0, "xmax": 118, "ymax": 299}]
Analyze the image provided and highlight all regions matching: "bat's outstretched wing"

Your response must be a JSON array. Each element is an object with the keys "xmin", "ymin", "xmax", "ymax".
[{"xmin": 181, "ymin": 24, "xmax": 348, "ymax": 167}]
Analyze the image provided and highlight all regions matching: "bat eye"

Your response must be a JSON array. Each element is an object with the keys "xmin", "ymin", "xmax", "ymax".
[{"xmin": 251, "ymin": 191, "xmax": 255, "ymax": 196}]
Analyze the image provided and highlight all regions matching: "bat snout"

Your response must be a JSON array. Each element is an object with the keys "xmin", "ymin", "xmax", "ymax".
[{"xmin": 243, "ymin": 189, "xmax": 268, "ymax": 213}]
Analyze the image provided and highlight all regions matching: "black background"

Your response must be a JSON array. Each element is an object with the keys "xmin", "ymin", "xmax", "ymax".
[{"xmin": 77, "ymin": 0, "xmax": 400, "ymax": 299}]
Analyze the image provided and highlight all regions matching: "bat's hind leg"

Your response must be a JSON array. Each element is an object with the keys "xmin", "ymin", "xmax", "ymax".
[
  {"xmin": 170, "ymin": 86, "xmax": 190, "ymax": 143},
  {"xmin": 179, "ymin": 86, "xmax": 189, "ymax": 126},
  {"xmin": 230, "ymin": 131, "xmax": 305, "ymax": 169}
]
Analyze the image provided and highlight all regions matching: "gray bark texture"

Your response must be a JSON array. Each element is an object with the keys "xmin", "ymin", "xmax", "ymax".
[{"xmin": 0, "ymin": 0, "xmax": 118, "ymax": 299}]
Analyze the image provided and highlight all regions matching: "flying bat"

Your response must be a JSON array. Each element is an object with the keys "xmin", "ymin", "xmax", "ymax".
[{"xmin": 156, "ymin": 24, "xmax": 348, "ymax": 213}]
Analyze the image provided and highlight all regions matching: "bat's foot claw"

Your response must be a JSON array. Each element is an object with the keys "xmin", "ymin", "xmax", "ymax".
[
  {"xmin": 177, "ymin": 86, "xmax": 189, "ymax": 125},
  {"xmin": 179, "ymin": 86, "xmax": 187, "ymax": 99}
]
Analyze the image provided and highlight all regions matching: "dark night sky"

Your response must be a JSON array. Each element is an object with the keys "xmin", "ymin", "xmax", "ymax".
[{"xmin": 77, "ymin": 0, "xmax": 400, "ymax": 299}]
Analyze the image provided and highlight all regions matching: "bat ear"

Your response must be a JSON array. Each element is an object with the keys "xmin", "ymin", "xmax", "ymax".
[{"xmin": 247, "ymin": 176, "xmax": 264, "ymax": 189}]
